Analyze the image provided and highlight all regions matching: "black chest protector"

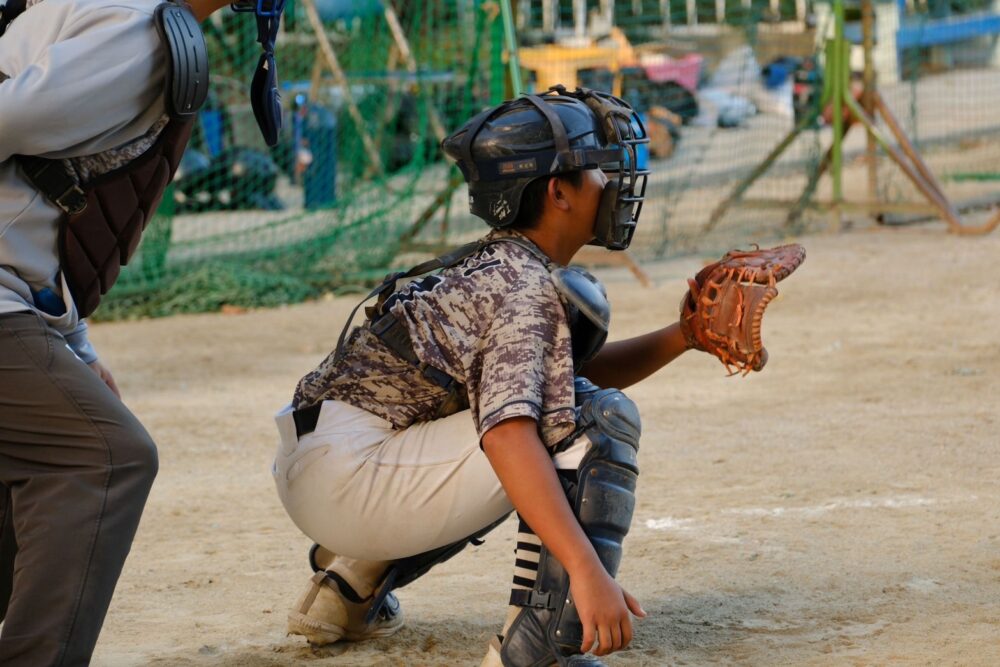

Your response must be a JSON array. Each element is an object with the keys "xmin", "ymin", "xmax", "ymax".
[
  {"xmin": 335, "ymin": 237, "xmax": 612, "ymax": 417},
  {"xmin": 4, "ymin": 2, "xmax": 208, "ymax": 317}
]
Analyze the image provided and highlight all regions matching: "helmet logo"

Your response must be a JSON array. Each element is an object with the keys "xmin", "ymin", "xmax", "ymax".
[
  {"xmin": 490, "ymin": 194, "xmax": 512, "ymax": 221},
  {"xmin": 498, "ymin": 158, "xmax": 537, "ymax": 175}
]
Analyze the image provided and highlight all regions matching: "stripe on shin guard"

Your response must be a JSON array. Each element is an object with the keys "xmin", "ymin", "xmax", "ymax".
[{"xmin": 510, "ymin": 515, "xmax": 541, "ymax": 593}]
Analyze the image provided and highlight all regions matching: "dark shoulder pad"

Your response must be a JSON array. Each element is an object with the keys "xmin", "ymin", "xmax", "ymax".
[
  {"xmin": 154, "ymin": 2, "xmax": 209, "ymax": 120},
  {"xmin": 551, "ymin": 266, "xmax": 610, "ymax": 332}
]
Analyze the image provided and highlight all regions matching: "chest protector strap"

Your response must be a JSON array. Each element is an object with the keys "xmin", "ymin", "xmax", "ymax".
[{"xmin": 12, "ymin": 2, "xmax": 206, "ymax": 317}]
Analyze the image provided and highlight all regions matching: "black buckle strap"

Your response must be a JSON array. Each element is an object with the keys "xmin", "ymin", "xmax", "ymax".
[
  {"xmin": 371, "ymin": 312, "xmax": 459, "ymax": 392},
  {"xmin": 370, "ymin": 312, "xmax": 419, "ymax": 364},
  {"xmin": 420, "ymin": 364, "xmax": 455, "ymax": 391},
  {"xmin": 16, "ymin": 155, "xmax": 88, "ymax": 215},
  {"xmin": 54, "ymin": 184, "xmax": 87, "ymax": 216},
  {"xmin": 509, "ymin": 589, "xmax": 554, "ymax": 609}
]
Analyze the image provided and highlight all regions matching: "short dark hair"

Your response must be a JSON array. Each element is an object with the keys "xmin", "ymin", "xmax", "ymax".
[{"xmin": 509, "ymin": 170, "xmax": 585, "ymax": 231}]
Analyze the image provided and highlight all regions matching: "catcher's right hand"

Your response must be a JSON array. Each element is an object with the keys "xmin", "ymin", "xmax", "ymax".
[{"xmin": 680, "ymin": 243, "xmax": 806, "ymax": 375}]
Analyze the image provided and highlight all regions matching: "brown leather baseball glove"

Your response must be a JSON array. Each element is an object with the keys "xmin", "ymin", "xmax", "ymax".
[{"xmin": 680, "ymin": 243, "xmax": 806, "ymax": 375}]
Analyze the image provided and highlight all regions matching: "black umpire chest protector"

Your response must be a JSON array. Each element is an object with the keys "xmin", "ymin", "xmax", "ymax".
[{"xmin": 1, "ymin": 0, "xmax": 208, "ymax": 317}]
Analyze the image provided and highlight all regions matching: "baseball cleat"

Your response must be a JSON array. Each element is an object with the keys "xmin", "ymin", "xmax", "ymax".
[{"xmin": 287, "ymin": 571, "xmax": 403, "ymax": 646}]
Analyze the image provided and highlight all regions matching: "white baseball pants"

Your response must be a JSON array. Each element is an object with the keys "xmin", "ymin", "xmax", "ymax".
[{"xmin": 273, "ymin": 400, "xmax": 586, "ymax": 560}]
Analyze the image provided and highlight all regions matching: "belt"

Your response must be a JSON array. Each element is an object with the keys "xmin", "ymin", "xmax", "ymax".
[{"xmin": 292, "ymin": 403, "xmax": 323, "ymax": 438}]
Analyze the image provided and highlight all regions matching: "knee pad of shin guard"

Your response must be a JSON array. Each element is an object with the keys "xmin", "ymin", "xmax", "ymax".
[
  {"xmin": 579, "ymin": 388, "xmax": 641, "ymax": 477},
  {"xmin": 575, "ymin": 389, "xmax": 640, "ymax": 577},
  {"xmin": 509, "ymin": 389, "xmax": 641, "ymax": 658}
]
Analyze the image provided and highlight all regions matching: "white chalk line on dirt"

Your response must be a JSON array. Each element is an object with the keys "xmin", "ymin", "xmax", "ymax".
[{"xmin": 645, "ymin": 494, "xmax": 979, "ymax": 533}]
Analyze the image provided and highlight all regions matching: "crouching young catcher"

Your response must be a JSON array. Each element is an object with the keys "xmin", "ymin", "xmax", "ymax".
[{"xmin": 271, "ymin": 85, "xmax": 805, "ymax": 665}]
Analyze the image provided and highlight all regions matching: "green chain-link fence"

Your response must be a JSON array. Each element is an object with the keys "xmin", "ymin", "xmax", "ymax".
[{"xmin": 99, "ymin": 0, "xmax": 1000, "ymax": 319}]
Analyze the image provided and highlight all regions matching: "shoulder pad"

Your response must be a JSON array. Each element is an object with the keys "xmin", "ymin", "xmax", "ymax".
[
  {"xmin": 154, "ymin": 2, "xmax": 209, "ymax": 120},
  {"xmin": 551, "ymin": 266, "xmax": 610, "ymax": 333}
]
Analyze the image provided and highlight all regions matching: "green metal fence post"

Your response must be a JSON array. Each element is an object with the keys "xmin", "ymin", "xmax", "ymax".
[
  {"xmin": 489, "ymin": 2, "xmax": 505, "ymax": 104},
  {"xmin": 500, "ymin": 0, "xmax": 523, "ymax": 95},
  {"xmin": 831, "ymin": 0, "xmax": 846, "ymax": 204}
]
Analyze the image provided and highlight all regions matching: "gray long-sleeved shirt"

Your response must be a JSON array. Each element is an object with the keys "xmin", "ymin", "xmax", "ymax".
[{"xmin": 0, "ymin": 0, "xmax": 167, "ymax": 361}]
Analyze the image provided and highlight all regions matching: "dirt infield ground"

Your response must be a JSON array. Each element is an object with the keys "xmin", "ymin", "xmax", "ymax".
[{"xmin": 89, "ymin": 222, "xmax": 1000, "ymax": 666}]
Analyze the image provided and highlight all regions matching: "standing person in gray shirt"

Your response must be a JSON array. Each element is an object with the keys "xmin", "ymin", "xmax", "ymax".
[{"xmin": 0, "ymin": 0, "xmax": 287, "ymax": 662}]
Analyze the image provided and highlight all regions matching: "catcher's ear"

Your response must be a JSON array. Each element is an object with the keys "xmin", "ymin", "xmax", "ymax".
[{"xmin": 547, "ymin": 176, "xmax": 572, "ymax": 212}]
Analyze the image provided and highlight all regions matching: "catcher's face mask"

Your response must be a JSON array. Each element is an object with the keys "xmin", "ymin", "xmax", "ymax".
[
  {"xmin": 581, "ymin": 89, "xmax": 650, "ymax": 250},
  {"xmin": 231, "ymin": 0, "xmax": 286, "ymax": 146}
]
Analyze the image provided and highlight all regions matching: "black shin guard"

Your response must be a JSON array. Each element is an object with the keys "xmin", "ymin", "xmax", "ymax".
[{"xmin": 502, "ymin": 388, "xmax": 641, "ymax": 666}]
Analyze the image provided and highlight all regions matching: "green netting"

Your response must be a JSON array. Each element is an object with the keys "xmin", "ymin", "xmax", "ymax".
[{"xmin": 100, "ymin": 0, "xmax": 1000, "ymax": 319}]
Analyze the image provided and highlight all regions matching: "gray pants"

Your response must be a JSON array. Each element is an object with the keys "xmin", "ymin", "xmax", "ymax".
[{"xmin": 0, "ymin": 313, "xmax": 158, "ymax": 666}]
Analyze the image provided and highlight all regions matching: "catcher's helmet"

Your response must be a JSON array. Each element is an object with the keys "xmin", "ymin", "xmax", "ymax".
[{"xmin": 442, "ymin": 86, "xmax": 649, "ymax": 250}]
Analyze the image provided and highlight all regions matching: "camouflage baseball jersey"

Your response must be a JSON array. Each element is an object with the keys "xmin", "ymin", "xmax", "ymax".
[{"xmin": 294, "ymin": 230, "xmax": 577, "ymax": 449}]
